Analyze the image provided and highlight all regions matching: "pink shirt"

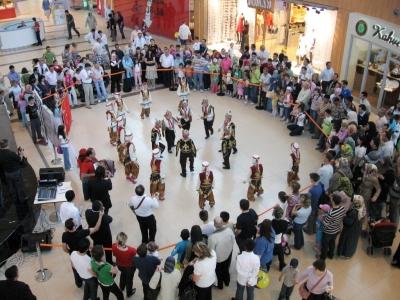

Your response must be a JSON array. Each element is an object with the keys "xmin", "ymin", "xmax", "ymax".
[
  {"xmin": 297, "ymin": 266, "xmax": 333, "ymax": 295},
  {"xmin": 220, "ymin": 58, "xmax": 232, "ymax": 74}
]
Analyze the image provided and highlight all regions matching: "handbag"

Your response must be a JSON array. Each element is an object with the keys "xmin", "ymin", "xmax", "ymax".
[
  {"xmin": 298, "ymin": 270, "xmax": 327, "ymax": 299},
  {"xmin": 148, "ymin": 271, "xmax": 162, "ymax": 300},
  {"xmin": 257, "ymin": 269, "xmax": 270, "ymax": 288},
  {"xmin": 57, "ymin": 145, "xmax": 63, "ymax": 154}
]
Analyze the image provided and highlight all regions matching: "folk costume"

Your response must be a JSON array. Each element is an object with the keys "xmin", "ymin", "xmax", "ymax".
[
  {"xmin": 221, "ymin": 112, "xmax": 237, "ymax": 153},
  {"xmin": 117, "ymin": 126, "xmax": 126, "ymax": 163},
  {"xmin": 287, "ymin": 142, "xmax": 300, "ymax": 185},
  {"xmin": 162, "ymin": 110, "xmax": 179, "ymax": 153},
  {"xmin": 151, "ymin": 120, "xmax": 166, "ymax": 154},
  {"xmin": 177, "ymin": 78, "xmax": 190, "ymax": 110},
  {"xmin": 140, "ymin": 84, "xmax": 152, "ymax": 119},
  {"xmin": 106, "ymin": 102, "xmax": 118, "ymax": 146},
  {"xmin": 114, "ymin": 92, "xmax": 129, "ymax": 126},
  {"xmin": 221, "ymin": 128, "xmax": 232, "ymax": 169},
  {"xmin": 176, "ymin": 130, "xmax": 197, "ymax": 177},
  {"xmin": 178, "ymin": 100, "xmax": 192, "ymax": 131},
  {"xmin": 201, "ymin": 98, "xmax": 215, "ymax": 139},
  {"xmin": 150, "ymin": 148, "xmax": 165, "ymax": 200},
  {"xmin": 198, "ymin": 161, "xmax": 215, "ymax": 209},
  {"xmin": 247, "ymin": 154, "xmax": 264, "ymax": 201},
  {"xmin": 123, "ymin": 131, "xmax": 139, "ymax": 184}
]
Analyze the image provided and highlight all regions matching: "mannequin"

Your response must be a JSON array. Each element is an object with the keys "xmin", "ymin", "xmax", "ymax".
[{"xmin": 236, "ymin": 13, "xmax": 244, "ymax": 44}]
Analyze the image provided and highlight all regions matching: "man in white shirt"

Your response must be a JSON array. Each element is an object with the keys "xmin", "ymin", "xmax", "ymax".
[
  {"xmin": 133, "ymin": 31, "xmax": 147, "ymax": 50},
  {"xmin": 70, "ymin": 238, "xmax": 98, "ymax": 299},
  {"xmin": 98, "ymin": 30, "xmax": 110, "ymax": 59},
  {"xmin": 303, "ymin": 58, "xmax": 314, "ymax": 80},
  {"xmin": 128, "ymin": 184, "xmax": 159, "ymax": 243},
  {"xmin": 318, "ymin": 153, "xmax": 334, "ymax": 190},
  {"xmin": 258, "ymin": 45, "xmax": 269, "ymax": 65},
  {"xmin": 199, "ymin": 210, "xmax": 215, "ymax": 237},
  {"xmin": 60, "ymin": 190, "xmax": 82, "ymax": 228},
  {"xmin": 359, "ymin": 91, "xmax": 371, "ymax": 113},
  {"xmin": 208, "ymin": 217, "xmax": 235, "ymax": 290},
  {"xmin": 380, "ymin": 130, "xmax": 395, "ymax": 159},
  {"xmin": 79, "ymin": 63, "xmax": 94, "ymax": 108},
  {"xmin": 159, "ymin": 47, "xmax": 174, "ymax": 88},
  {"xmin": 36, "ymin": 59, "xmax": 49, "ymax": 76},
  {"xmin": 44, "ymin": 65, "xmax": 57, "ymax": 89},
  {"xmin": 130, "ymin": 25, "xmax": 139, "ymax": 43},
  {"xmin": 320, "ymin": 61, "xmax": 334, "ymax": 93},
  {"xmin": 85, "ymin": 28, "xmax": 99, "ymax": 45},
  {"xmin": 178, "ymin": 22, "xmax": 191, "ymax": 45},
  {"xmin": 234, "ymin": 239, "xmax": 260, "ymax": 300}
]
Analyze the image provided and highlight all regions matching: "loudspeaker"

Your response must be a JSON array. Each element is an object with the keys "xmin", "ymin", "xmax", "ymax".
[
  {"xmin": 39, "ymin": 167, "xmax": 65, "ymax": 183},
  {"xmin": 20, "ymin": 230, "xmax": 53, "ymax": 252}
]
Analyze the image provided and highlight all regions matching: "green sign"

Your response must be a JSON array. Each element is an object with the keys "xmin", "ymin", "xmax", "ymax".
[{"xmin": 355, "ymin": 20, "xmax": 367, "ymax": 36}]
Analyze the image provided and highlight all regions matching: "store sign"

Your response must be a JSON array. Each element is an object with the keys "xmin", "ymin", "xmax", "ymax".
[
  {"xmin": 355, "ymin": 19, "xmax": 400, "ymax": 48},
  {"xmin": 247, "ymin": 0, "xmax": 273, "ymax": 11}
]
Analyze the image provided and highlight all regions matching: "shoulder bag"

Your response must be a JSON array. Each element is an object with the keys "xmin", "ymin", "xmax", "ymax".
[
  {"xmin": 298, "ymin": 270, "xmax": 327, "ymax": 299},
  {"xmin": 130, "ymin": 196, "xmax": 146, "ymax": 215}
]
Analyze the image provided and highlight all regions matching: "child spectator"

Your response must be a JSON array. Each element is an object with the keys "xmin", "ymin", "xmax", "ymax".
[
  {"xmin": 147, "ymin": 241, "xmax": 159, "ymax": 258},
  {"xmin": 171, "ymin": 229, "xmax": 190, "ymax": 265},
  {"xmin": 237, "ymin": 79, "xmax": 245, "ymax": 100},
  {"xmin": 278, "ymin": 191, "xmax": 289, "ymax": 218},
  {"xmin": 278, "ymin": 258, "xmax": 299, "ymax": 300}
]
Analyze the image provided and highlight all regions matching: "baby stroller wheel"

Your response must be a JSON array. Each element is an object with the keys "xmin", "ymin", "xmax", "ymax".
[
  {"xmin": 284, "ymin": 245, "xmax": 291, "ymax": 256},
  {"xmin": 366, "ymin": 246, "xmax": 373, "ymax": 256},
  {"xmin": 383, "ymin": 248, "xmax": 392, "ymax": 256}
]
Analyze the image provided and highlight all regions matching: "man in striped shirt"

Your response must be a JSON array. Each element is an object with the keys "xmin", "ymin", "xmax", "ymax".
[{"xmin": 320, "ymin": 193, "xmax": 346, "ymax": 259}]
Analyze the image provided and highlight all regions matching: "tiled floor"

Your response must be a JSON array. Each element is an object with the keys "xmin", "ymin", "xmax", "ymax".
[{"xmin": 1, "ymin": 1, "xmax": 399, "ymax": 300}]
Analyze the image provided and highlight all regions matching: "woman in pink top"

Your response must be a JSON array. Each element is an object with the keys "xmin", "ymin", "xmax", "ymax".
[
  {"xmin": 220, "ymin": 56, "xmax": 232, "ymax": 74},
  {"xmin": 296, "ymin": 259, "xmax": 333, "ymax": 299}
]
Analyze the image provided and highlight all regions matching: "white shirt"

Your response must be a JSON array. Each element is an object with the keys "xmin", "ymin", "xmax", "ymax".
[
  {"xmin": 360, "ymin": 98, "xmax": 371, "ymax": 113},
  {"xmin": 133, "ymin": 36, "xmax": 147, "ymax": 49},
  {"xmin": 128, "ymin": 194, "xmax": 159, "ymax": 217},
  {"xmin": 296, "ymin": 112, "xmax": 306, "ymax": 127},
  {"xmin": 208, "ymin": 227, "xmax": 235, "ymax": 262},
  {"xmin": 178, "ymin": 23, "xmax": 191, "ymax": 40},
  {"xmin": 36, "ymin": 63, "xmax": 49, "ymax": 75},
  {"xmin": 193, "ymin": 250, "xmax": 217, "ymax": 288},
  {"xmin": 45, "ymin": 70, "xmax": 57, "ymax": 85},
  {"xmin": 85, "ymin": 31, "xmax": 100, "ymax": 45},
  {"xmin": 258, "ymin": 49, "xmax": 269, "ymax": 63},
  {"xmin": 320, "ymin": 67, "xmax": 334, "ymax": 82},
  {"xmin": 99, "ymin": 34, "xmax": 108, "ymax": 46},
  {"xmin": 346, "ymin": 110, "xmax": 358, "ymax": 124},
  {"xmin": 70, "ymin": 251, "xmax": 93, "ymax": 279},
  {"xmin": 318, "ymin": 163, "xmax": 334, "ymax": 190},
  {"xmin": 379, "ymin": 141, "xmax": 394, "ymax": 158},
  {"xmin": 59, "ymin": 202, "xmax": 82, "ymax": 227},
  {"xmin": 192, "ymin": 42, "xmax": 201, "ymax": 51},
  {"xmin": 80, "ymin": 68, "xmax": 93, "ymax": 84},
  {"xmin": 236, "ymin": 251, "xmax": 260, "ymax": 286},
  {"xmin": 92, "ymin": 66, "xmax": 104, "ymax": 81},
  {"xmin": 160, "ymin": 54, "xmax": 174, "ymax": 68},
  {"xmin": 200, "ymin": 221, "xmax": 215, "ymax": 237},
  {"xmin": 260, "ymin": 73, "xmax": 271, "ymax": 92}
]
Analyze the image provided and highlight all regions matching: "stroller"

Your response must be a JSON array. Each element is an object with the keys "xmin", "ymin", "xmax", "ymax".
[{"xmin": 366, "ymin": 219, "xmax": 397, "ymax": 256}]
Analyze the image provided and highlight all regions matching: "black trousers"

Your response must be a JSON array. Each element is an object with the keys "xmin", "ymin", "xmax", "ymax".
[
  {"xmin": 161, "ymin": 68, "xmax": 172, "ymax": 88},
  {"xmin": 304, "ymin": 208, "xmax": 317, "ymax": 234},
  {"xmin": 142, "ymin": 282, "xmax": 151, "ymax": 300},
  {"xmin": 215, "ymin": 252, "xmax": 232, "ymax": 289},
  {"xmin": 4, "ymin": 170, "xmax": 27, "ymax": 220},
  {"xmin": 67, "ymin": 23, "xmax": 80, "ymax": 38},
  {"xmin": 35, "ymin": 31, "xmax": 42, "ymax": 45},
  {"xmin": 181, "ymin": 119, "xmax": 191, "ymax": 131},
  {"xmin": 30, "ymin": 118, "xmax": 43, "ymax": 142},
  {"xmin": 273, "ymin": 243, "xmax": 286, "ymax": 270},
  {"xmin": 321, "ymin": 81, "xmax": 330, "ymax": 94},
  {"xmin": 278, "ymin": 283, "xmax": 294, "ymax": 300},
  {"xmin": 83, "ymin": 277, "xmax": 98, "ymax": 300},
  {"xmin": 111, "ymin": 75, "xmax": 122, "ymax": 93},
  {"xmin": 72, "ymin": 266, "xmax": 82, "ymax": 287},
  {"xmin": 165, "ymin": 129, "xmax": 175, "ymax": 151},
  {"xmin": 320, "ymin": 232, "xmax": 338, "ymax": 259},
  {"xmin": 223, "ymin": 152, "xmax": 231, "ymax": 168},
  {"xmin": 195, "ymin": 285, "xmax": 212, "ymax": 300},
  {"xmin": 99, "ymin": 282, "xmax": 124, "ymax": 300},
  {"xmin": 180, "ymin": 153, "xmax": 194, "ymax": 176},
  {"xmin": 118, "ymin": 266, "xmax": 136, "ymax": 296},
  {"xmin": 93, "ymin": 238, "xmax": 113, "ymax": 264},
  {"xmin": 204, "ymin": 119, "xmax": 214, "ymax": 137},
  {"xmin": 287, "ymin": 124, "xmax": 304, "ymax": 136},
  {"xmin": 136, "ymin": 214, "xmax": 157, "ymax": 243}
]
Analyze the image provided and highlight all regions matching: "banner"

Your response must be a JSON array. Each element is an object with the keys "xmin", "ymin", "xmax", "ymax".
[
  {"xmin": 42, "ymin": 106, "xmax": 59, "ymax": 147},
  {"xmin": 61, "ymin": 95, "xmax": 72, "ymax": 135},
  {"xmin": 247, "ymin": 0, "xmax": 274, "ymax": 11}
]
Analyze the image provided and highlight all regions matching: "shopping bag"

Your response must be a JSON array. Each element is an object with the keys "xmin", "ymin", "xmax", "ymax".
[{"xmin": 256, "ymin": 269, "xmax": 270, "ymax": 288}]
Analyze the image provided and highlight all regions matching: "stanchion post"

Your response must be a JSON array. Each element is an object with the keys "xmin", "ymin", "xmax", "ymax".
[
  {"xmin": 217, "ymin": 70, "xmax": 225, "ymax": 96},
  {"xmin": 51, "ymin": 145, "xmax": 62, "ymax": 165},
  {"xmin": 35, "ymin": 242, "xmax": 52, "ymax": 282}
]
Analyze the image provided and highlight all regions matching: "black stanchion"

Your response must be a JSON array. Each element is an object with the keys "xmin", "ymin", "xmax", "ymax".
[
  {"xmin": 217, "ymin": 70, "xmax": 225, "ymax": 96},
  {"xmin": 255, "ymin": 86, "xmax": 264, "ymax": 110},
  {"xmin": 169, "ymin": 69, "xmax": 177, "ymax": 91}
]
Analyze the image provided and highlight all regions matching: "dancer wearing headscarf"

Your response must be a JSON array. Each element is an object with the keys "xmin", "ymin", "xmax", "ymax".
[{"xmin": 197, "ymin": 161, "xmax": 215, "ymax": 209}]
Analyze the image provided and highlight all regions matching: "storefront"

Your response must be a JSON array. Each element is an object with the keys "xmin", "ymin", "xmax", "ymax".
[
  {"xmin": 341, "ymin": 13, "xmax": 400, "ymax": 109},
  {"xmin": 0, "ymin": 0, "xmax": 16, "ymax": 20}
]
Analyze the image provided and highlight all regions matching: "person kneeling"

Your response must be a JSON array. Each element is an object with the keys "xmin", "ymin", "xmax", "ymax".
[{"xmin": 287, "ymin": 104, "xmax": 306, "ymax": 136}]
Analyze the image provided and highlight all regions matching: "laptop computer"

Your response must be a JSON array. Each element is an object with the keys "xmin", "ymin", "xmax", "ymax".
[{"xmin": 37, "ymin": 179, "xmax": 58, "ymax": 201}]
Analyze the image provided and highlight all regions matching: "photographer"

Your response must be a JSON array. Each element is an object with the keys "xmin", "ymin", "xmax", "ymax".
[{"xmin": 0, "ymin": 139, "xmax": 28, "ymax": 219}]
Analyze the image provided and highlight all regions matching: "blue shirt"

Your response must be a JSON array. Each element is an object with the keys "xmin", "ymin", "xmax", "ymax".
[
  {"xmin": 294, "ymin": 206, "xmax": 312, "ymax": 224},
  {"xmin": 309, "ymin": 182, "xmax": 324, "ymax": 210},
  {"xmin": 170, "ymin": 239, "xmax": 189, "ymax": 263},
  {"xmin": 7, "ymin": 71, "xmax": 20, "ymax": 83},
  {"xmin": 254, "ymin": 232, "xmax": 275, "ymax": 268}
]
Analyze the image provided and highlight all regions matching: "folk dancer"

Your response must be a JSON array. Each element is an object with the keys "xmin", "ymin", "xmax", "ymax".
[
  {"xmin": 197, "ymin": 161, "xmax": 215, "ymax": 209},
  {"xmin": 176, "ymin": 130, "xmax": 196, "ymax": 177},
  {"xmin": 247, "ymin": 154, "xmax": 264, "ymax": 201},
  {"xmin": 177, "ymin": 77, "xmax": 190, "ymax": 110},
  {"xmin": 178, "ymin": 100, "xmax": 192, "ymax": 131},
  {"xmin": 150, "ymin": 148, "xmax": 165, "ymax": 200},
  {"xmin": 114, "ymin": 92, "xmax": 129, "ymax": 125},
  {"xmin": 287, "ymin": 142, "xmax": 300, "ymax": 185},
  {"xmin": 201, "ymin": 98, "xmax": 215, "ymax": 139},
  {"xmin": 123, "ymin": 131, "xmax": 139, "ymax": 184},
  {"xmin": 117, "ymin": 125, "xmax": 126, "ymax": 163},
  {"xmin": 162, "ymin": 110, "xmax": 179, "ymax": 153},
  {"xmin": 140, "ymin": 83, "xmax": 152, "ymax": 119},
  {"xmin": 106, "ymin": 102, "xmax": 118, "ymax": 145},
  {"xmin": 219, "ymin": 111, "xmax": 237, "ymax": 153},
  {"xmin": 221, "ymin": 128, "xmax": 232, "ymax": 169},
  {"xmin": 151, "ymin": 120, "xmax": 165, "ymax": 154}
]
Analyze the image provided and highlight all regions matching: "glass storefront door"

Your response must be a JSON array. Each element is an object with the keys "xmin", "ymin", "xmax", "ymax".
[{"xmin": 347, "ymin": 38, "xmax": 369, "ymax": 99}]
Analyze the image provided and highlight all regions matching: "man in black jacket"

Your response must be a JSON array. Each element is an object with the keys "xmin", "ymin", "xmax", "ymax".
[
  {"xmin": 65, "ymin": 10, "xmax": 80, "ymax": 39},
  {"xmin": 0, "ymin": 265, "xmax": 36, "ymax": 300},
  {"xmin": 87, "ymin": 166, "xmax": 112, "ymax": 214},
  {"xmin": 0, "ymin": 139, "xmax": 27, "ymax": 219},
  {"xmin": 85, "ymin": 200, "xmax": 113, "ymax": 263}
]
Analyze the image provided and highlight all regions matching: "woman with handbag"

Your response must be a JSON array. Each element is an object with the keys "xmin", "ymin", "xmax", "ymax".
[
  {"xmin": 158, "ymin": 256, "xmax": 182, "ymax": 300},
  {"xmin": 192, "ymin": 242, "xmax": 217, "ymax": 300},
  {"xmin": 296, "ymin": 259, "xmax": 333, "ymax": 300}
]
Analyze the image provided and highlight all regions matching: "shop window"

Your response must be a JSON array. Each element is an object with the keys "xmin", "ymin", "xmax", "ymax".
[
  {"xmin": 381, "ymin": 57, "xmax": 400, "ymax": 107},
  {"xmin": 347, "ymin": 38, "xmax": 369, "ymax": 99}
]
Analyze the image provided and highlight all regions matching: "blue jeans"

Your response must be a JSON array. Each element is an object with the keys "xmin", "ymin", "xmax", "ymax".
[
  {"xmin": 283, "ymin": 106, "xmax": 291, "ymax": 120},
  {"xmin": 61, "ymin": 146, "xmax": 71, "ymax": 170},
  {"xmin": 293, "ymin": 222, "xmax": 306, "ymax": 249},
  {"xmin": 235, "ymin": 282, "xmax": 255, "ymax": 300},
  {"xmin": 309, "ymin": 109, "xmax": 318, "ymax": 131},
  {"xmin": 21, "ymin": 109, "xmax": 27, "ymax": 126},
  {"xmin": 249, "ymin": 86, "xmax": 259, "ymax": 103},
  {"xmin": 193, "ymin": 72, "xmax": 204, "ymax": 90},
  {"xmin": 94, "ymin": 79, "xmax": 108, "ymax": 101}
]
